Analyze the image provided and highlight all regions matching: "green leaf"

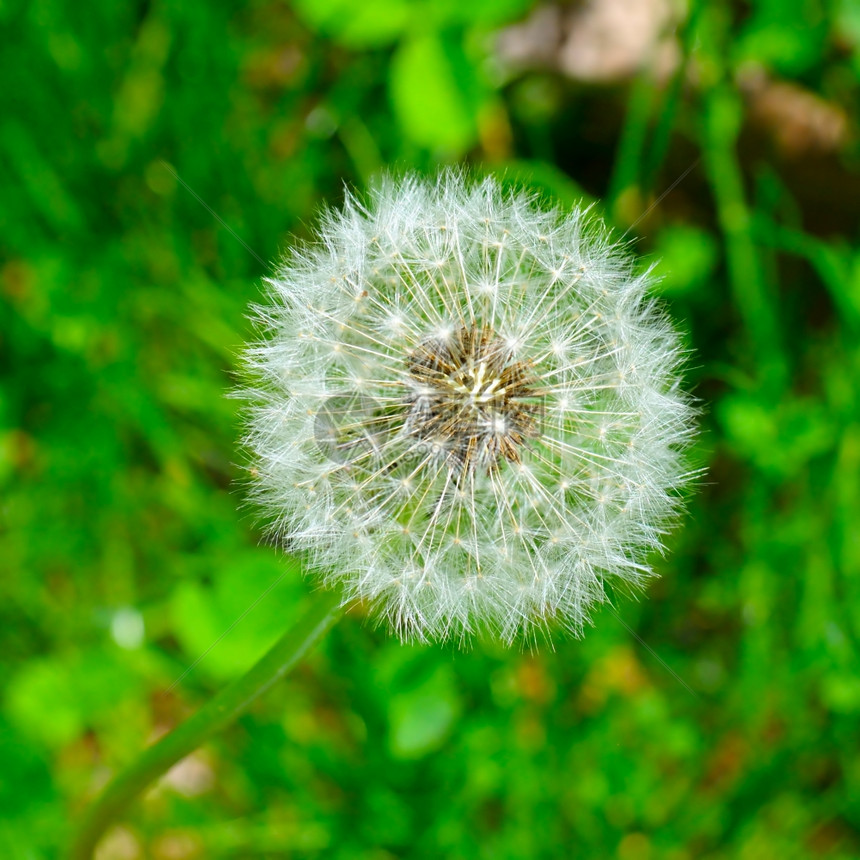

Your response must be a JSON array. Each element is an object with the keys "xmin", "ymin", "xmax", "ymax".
[
  {"xmin": 486, "ymin": 160, "xmax": 592, "ymax": 209},
  {"xmin": 651, "ymin": 225, "xmax": 719, "ymax": 295},
  {"xmin": 422, "ymin": 0, "xmax": 534, "ymax": 27},
  {"xmin": 0, "ymin": 720, "xmax": 53, "ymax": 815},
  {"xmin": 5, "ymin": 651, "xmax": 142, "ymax": 749},
  {"xmin": 821, "ymin": 674, "xmax": 860, "ymax": 714},
  {"xmin": 837, "ymin": 0, "xmax": 860, "ymax": 51},
  {"xmin": 733, "ymin": 0, "xmax": 827, "ymax": 75},
  {"xmin": 169, "ymin": 551, "xmax": 308, "ymax": 681},
  {"xmin": 718, "ymin": 395, "xmax": 834, "ymax": 477},
  {"xmin": 6, "ymin": 659, "xmax": 82, "ymax": 748},
  {"xmin": 388, "ymin": 666, "xmax": 460, "ymax": 759},
  {"xmin": 389, "ymin": 34, "xmax": 480, "ymax": 153},
  {"xmin": 291, "ymin": 0, "xmax": 412, "ymax": 47}
]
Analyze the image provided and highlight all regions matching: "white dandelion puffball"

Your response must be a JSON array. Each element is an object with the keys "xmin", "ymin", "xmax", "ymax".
[{"xmin": 243, "ymin": 173, "xmax": 696, "ymax": 643}]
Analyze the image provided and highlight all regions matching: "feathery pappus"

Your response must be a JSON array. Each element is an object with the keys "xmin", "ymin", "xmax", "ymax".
[{"xmin": 241, "ymin": 172, "xmax": 696, "ymax": 643}]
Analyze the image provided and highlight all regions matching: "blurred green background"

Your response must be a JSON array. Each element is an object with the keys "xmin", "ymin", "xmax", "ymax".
[{"xmin": 3, "ymin": 0, "xmax": 860, "ymax": 857}]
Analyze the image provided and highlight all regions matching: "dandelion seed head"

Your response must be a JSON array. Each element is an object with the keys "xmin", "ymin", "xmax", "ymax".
[{"xmin": 242, "ymin": 172, "xmax": 696, "ymax": 644}]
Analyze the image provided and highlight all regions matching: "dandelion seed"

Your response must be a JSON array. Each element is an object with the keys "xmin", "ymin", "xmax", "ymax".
[{"xmin": 241, "ymin": 172, "xmax": 696, "ymax": 643}]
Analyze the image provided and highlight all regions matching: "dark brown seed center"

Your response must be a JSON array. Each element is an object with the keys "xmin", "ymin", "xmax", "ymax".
[{"xmin": 406, "ymin": 325, "xmax": 541, "ymax": 473}]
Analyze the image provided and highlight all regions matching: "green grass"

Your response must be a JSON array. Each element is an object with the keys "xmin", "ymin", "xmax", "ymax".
[{"xmin": 2, "ymin": 0, "xmax": 860, "ymax": 857}]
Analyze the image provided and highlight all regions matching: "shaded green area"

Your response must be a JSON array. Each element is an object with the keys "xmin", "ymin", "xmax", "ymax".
[{"xmin": 2, "ymin": 0, "xmax": 860, "ymax": 857}]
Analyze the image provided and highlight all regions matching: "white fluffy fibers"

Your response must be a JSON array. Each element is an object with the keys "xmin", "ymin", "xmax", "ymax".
[{"xmin": 242, "ymin": 173, "xmax": 696, "ymax": 643}]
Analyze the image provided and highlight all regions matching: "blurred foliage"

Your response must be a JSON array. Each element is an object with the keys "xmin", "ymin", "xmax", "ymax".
[{"xmin": 2, "ymin": 0, "xmax": 860, "ymax": 857}]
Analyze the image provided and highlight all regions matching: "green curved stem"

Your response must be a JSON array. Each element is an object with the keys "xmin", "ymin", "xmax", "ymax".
[{"xmin": 70, "ymin": 589, "xmax": 346, "ymax": 860}]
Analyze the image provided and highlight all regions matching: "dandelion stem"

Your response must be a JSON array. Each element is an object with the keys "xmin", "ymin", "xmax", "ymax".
[{"xmin": 69, "ymin": 588, "xmax": 345, "ymax": 860}]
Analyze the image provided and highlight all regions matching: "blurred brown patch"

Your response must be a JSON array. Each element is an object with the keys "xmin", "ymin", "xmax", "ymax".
[
  {"xmin": 805, "ymin": 818, "xmax": 857, "ymax": 857},
  {"xmin": 739, "ymin": 67, "xmax": 850, "ymax": 158},
  {"xmin": 700, "ymin": 732, "xmax": 748, "ymax": 795},
  {"xmin": 95, "ymin": 826, "xmax": 142, "ymax": 860},
  {"xmin": 243, "ymin": 45, "xmax": 304, "ymax": 90},
  {"xmin": 151, "ymin": 829, "xmax": 204, "ymax": 860},
  {"xmin": 1, "ymin": 259, "xmax": 33, "ymax": 303},
  {"xmin": 578, "ymin": 645, "xmax": 650, "ymax": 710},
  {"xmin": 499, "ymin": 0, "xmax": 681, "ymax": 83},
  {"xmin": 516, "ymin": 654, "xmax": 554, "ymax": 704},
  {"xmin": 618, "ymin": 832, "xmax": 653, "ymax": 860},
  {"xmin": 162, "ymin": 751, "xmax": 215, "ymax": 797}
]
